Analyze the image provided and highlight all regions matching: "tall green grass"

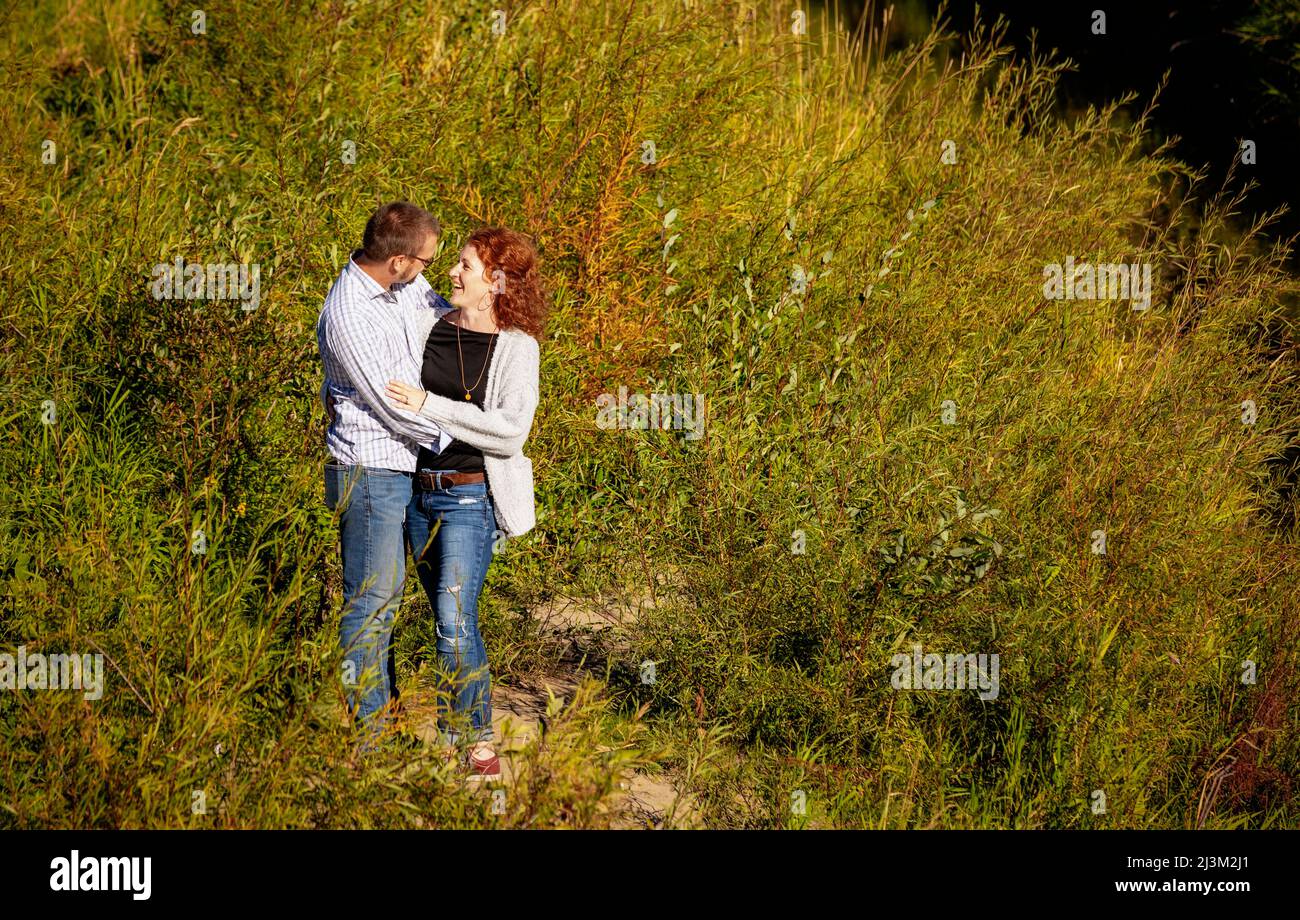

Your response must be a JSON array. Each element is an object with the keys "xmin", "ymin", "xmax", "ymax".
[{"xmin": 1, "ymin": 0, "xmax": 1297, "ymax": 828}]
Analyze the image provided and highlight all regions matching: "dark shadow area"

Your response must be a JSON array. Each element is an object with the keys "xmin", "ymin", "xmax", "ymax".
[{"xmin": 836, "ymin": 0, "xmax": 1300, "ymax": 266}]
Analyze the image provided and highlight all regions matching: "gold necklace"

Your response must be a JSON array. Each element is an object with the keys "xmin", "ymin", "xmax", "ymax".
[{"xmin": 455, "ymin": 313, "xmax": 498, "ymax": 400}]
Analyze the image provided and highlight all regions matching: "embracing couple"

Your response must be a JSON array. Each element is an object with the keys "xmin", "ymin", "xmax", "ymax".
[{"xmin": 316, "ymin": 201, "xmax": 544, "ymax": 778}]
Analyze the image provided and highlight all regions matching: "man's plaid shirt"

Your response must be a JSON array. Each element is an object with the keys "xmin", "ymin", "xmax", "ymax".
[{"xmin": 317, "ymin": 250, "xmax": 452, "ymax": 470}]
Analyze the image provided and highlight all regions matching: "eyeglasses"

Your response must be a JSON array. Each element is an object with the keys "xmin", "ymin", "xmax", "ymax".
[{"xmin": 405, "ymin": 252, "xmax": 435, "ymax": 268}]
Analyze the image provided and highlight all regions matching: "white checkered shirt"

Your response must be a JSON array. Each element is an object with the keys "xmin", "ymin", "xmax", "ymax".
[{"xmin": 317, "ymin": 250, "xmax": 453, "ymax": 471}]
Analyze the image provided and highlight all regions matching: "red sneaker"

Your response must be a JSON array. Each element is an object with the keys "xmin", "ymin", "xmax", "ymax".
[{"xmin": 467, "ymin": 747, "xmax": 501, "ymax": 779}]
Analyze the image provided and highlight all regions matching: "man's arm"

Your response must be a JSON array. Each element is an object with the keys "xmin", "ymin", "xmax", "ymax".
[{"xmin": 324, "ymin": 306, "xmax": 452, "ymax": 450}]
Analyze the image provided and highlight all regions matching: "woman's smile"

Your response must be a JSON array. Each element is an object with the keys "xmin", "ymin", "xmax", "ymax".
[{"xmin": 448, "ymin": 243, "xmax": 492, "ymax": 309}]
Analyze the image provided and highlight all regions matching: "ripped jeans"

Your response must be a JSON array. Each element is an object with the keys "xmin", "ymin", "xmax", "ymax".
[{"xmin": 405, "ymin": 474, "xmax": 498, "ymax": 746}]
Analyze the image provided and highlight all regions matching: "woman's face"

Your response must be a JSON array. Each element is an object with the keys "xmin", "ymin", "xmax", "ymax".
[{"xmin": 448, "ymin": 244, "xmax": 493, "ymax": 310}]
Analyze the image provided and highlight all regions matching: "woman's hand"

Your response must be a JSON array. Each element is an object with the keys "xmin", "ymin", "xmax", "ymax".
[{"xmin": 386, "ymin": 379, "xmax": 429, "ymax": 413}]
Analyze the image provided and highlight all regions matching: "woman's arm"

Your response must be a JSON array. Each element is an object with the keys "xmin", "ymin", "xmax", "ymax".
[
  {"xmin": 419, "ymin": 384, "xmax": 536, "ymax": 457},
  {"xmin": 385, "ymin": 338, "xmax": 539, "ymax": 457}
]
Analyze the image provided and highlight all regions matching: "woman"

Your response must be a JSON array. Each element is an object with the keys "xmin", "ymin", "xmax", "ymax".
[{"xmin": 385, "ymin": 226, "xmax": 545, "ymax": 779}]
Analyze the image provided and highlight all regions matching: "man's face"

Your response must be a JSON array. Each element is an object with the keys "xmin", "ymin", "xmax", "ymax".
[{"xmin": 394, "ymin": 232, "xmax": 438, "ymax": 285}]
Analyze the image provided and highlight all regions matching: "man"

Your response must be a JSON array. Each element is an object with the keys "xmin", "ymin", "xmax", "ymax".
[{"xmin": 317, "ymin": 201, "xmax": 452, "ymax": 749}]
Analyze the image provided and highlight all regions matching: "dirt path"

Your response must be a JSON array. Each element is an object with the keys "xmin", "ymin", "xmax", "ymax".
[{"xmin": 406, "ymin": 589, "xmax": 702, "ymax": 828}]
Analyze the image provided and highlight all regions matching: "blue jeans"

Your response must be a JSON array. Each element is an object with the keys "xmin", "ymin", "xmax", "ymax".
[
  {"xmin": 404, "ymin": 473, "xmax": 498, "ymax": 746},
  {"xmin": 324, "ymin": 461, "xmax": 413, "ymax": 745}
]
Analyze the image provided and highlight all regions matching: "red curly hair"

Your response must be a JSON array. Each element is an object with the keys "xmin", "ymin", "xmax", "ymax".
[{"xmin": 466, "ymin": 226, "xmax": 548, "ymax": 340}]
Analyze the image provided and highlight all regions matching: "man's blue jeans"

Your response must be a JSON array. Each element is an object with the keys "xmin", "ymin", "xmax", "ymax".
[
  {"xmin": 324, "ymin": 461, "xmax": 413, "ymax": 744},
  {"xmin": 405, "ymin": 474, "xmax": 498, "ymax": 746}
]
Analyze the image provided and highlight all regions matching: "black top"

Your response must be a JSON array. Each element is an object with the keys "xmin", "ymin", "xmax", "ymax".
[{"xmin": 416, "ymin": 314, "xmax": 498, "ymax": 473}]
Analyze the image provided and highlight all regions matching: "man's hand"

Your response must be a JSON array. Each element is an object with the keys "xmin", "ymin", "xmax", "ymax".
[{"xmin": 326, "ymin": 391, "xmax": 338, "ymax": 425}]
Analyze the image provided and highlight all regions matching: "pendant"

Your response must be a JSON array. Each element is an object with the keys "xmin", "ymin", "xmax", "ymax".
[{"xmin": 464, "ymin": 392, "xmax": 472, "ymax": 400}]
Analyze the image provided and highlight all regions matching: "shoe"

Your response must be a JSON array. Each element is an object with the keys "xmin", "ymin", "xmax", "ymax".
[{"xmin": 466, "ymin": 746, "xmax": 501, "ymax": 779}]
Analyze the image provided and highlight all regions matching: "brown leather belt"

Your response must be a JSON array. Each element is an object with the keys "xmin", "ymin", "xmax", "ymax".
[{"xmin": 414, "ymin": 469, "xmax": 485, "ymax": 491}]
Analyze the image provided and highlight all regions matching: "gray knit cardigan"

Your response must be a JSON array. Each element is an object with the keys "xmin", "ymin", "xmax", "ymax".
[{"xmin": 416, "ymin": 308, "xmax": 540, "ymax": 538}]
